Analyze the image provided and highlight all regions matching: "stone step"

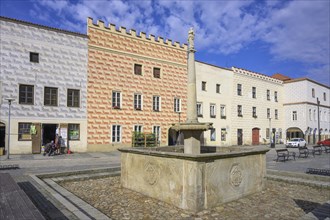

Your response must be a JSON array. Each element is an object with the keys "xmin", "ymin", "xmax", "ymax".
[
  {"xmin": 266, "ymin": 174, "xmax": 330, "ymax": 189},
  {"xmin": 51, "ymin": 171, "xmax": 121, "ymax": 182}
]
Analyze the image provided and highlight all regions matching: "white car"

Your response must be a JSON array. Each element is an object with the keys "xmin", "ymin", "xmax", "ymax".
[{"xmin": 286, "ymin": 138, "xmax": 306, "ymax": 148}]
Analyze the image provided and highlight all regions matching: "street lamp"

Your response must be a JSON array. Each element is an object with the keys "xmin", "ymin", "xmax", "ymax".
[{"xmin": 5, "ymin": 98, "xmax": 15, "ymax": 159}]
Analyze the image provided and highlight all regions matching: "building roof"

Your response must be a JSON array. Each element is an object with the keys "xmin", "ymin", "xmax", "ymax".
[
  {"xmin": 195, "ymin": 60, "xmax": 232, "ymax": 71},
  {"xmin": 271, "ymin": 73, "xmax": 292, "ymax": 81},
  {"xmin": 283, "ymin": 77, "xmax": 330, "ymax": 89},
  {"xmin": 0, "ymin": 16, "xmax": 88, "ymax": 38},
  {"xmin": 232, "ymin": 67, "xmax": 283, "ymax": 84}
]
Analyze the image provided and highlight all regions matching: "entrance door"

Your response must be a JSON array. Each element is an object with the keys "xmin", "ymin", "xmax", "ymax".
[
  {"xmin": 0, "ymin": 123, "xmax": 5, "ymax": 148},
  {"xmin": 31, "ymin": 123, "xmax": 41, "ymax": 154},
  {"xmin": 252, "ymin": 128, "xmax": 260, "ymax": 145},
  {"xmin": 237, "ymin": 129, "xmax": 243, "ymax": 145}
]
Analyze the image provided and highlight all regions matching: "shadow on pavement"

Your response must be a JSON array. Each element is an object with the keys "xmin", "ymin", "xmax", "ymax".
[
  {"xmin": 18, "ymin": 181, "xmax": 68, "ymax": 220},
  {"xmin": 294, "ymin": 199, "xmax": 320, "ymax": 214}
]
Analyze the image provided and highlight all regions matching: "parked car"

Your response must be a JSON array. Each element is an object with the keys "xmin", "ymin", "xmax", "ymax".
[
  {"xmin": 286, "ymin": 138, "xmax": 306, "ymax": 148},
  {"xmin": 317, "ymin": 139, "xmax": 330, "ymax": 146}
]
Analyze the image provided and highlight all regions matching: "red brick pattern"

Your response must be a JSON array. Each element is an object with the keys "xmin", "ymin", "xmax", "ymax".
[{"xmin": 87, "ymin": 21, "xmax": 187, "ymax": 146}]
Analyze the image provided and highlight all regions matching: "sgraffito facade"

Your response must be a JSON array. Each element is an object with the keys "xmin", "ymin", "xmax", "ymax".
[{"xmin": 87, "ymin": 18, "xmax": 187, "ymax": 151}]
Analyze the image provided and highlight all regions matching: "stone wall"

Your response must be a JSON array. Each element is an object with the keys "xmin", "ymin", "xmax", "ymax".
[
  {"xmin": 87, "ymin": 18, "xmax": 187, "ymax": 150},
  {"xmin": 0, "ymin": 17, "xmax": 88, "ymax": 153}
]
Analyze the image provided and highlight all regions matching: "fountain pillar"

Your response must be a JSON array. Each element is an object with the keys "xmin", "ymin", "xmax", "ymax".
[{"xmin": 171, "ymin": 28, "xmax": 212, "ymax": 154}]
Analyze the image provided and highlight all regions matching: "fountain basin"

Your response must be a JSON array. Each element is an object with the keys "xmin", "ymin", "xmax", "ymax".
[{"xmin": 118, "ymin": 146, "xmax": 269, "ymax": 212}]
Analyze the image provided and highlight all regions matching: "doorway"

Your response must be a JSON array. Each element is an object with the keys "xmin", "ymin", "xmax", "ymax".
[
  {"xmin": 252, "ymin": 128, "xmax": 260, "ymax": 145},
  {"xmin": 237, "ymin": 129, "xmax": 243, "ymax": 145},
  {"xmin": 0, "ymin": 123, "xmax": 5, "ymax": 148},
  {"xmin": 42, "ymin": 124, "xmax": 57, "ymax": 145}
]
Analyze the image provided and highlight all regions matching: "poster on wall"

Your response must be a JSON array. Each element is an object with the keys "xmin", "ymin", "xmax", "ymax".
[{"xmin": 60, "ymin": 124, "xmax": 68, "ymax": 148}]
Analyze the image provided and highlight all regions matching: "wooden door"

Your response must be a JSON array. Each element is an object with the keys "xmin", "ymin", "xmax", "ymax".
[
  {"xmin": 252, "ymin": 128, "xmax": 260, "ymax": 145},
  {"xmin": 31, "ymin": 123, "xmax": 41, "ymax": 154},
  {"xmin": 237, "ymin": 129, "xmax": 243, "ymax": 145}
]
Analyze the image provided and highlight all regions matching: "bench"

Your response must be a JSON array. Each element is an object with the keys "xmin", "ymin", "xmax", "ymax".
[
  {"xmin": 298, "ymin": 147, "xmax": 309, "ymax": 158},
  {"xmin": 312, "ymin": 145, "xmax": 322, "ymax": 156},
  {"xmin": 276, "ymin": 149, "xmax": 296, "ymax": 162}
]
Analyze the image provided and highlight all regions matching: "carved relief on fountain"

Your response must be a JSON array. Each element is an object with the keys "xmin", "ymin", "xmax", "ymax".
[{"xmin": 230, "ymin": 163, "xmax": 243, "ymax": 187}]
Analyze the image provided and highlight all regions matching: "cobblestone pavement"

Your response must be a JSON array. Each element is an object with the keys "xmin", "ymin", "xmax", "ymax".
[{"xmin": 60, "ymin": 176, "xmax": 330, "ymax": 220}]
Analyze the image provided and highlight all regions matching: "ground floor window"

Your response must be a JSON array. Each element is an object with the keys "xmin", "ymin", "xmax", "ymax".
[
  {"xmin": 210, "ymin": 128, "xmax": 216, "ymax": 141},
  {"xmin": 153, "ymin": 126, "xmax": 161, "ymax": 142},
  {"xmin": 112, "ymin": 125, "xmax": 121, "ymax": 143},
  {"xmin": 221, "ymin": 128, "xmax": 226, "ymax": 141},
  {"xmin": 68, "ymin": 124, "xmax": 80, "ymax": 140},
  {"xmin": 18, "ymin": 123, "xmax": 32, "ymax": 141}
]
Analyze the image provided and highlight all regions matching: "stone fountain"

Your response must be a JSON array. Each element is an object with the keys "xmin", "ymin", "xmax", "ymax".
[{"xmin": 118, "ymin": 29, "xmax": 269, "ymax": 212}]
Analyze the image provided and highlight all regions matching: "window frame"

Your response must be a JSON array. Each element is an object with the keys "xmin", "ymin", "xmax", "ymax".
[
  {"xmin": 68, "ymin": 124, "xmax": 80, "ymax": 140},
  {"xmin": 275, "ymin": 109, "xmax": 278, "ymax": 119},
  {"xmin": 292, "ymin": 111, "xmax": 297, "ymax": 121},
  {"xmin": 267, "ymin": 108, "xmax": 270, "ymax": 119},
  {"xmin": 174, "ymin": 98, "xmax": 181, "ymax": 112},
  {"xmin": 112, "ymin": 91, "xmax": 121, "ymax": 109},
  {"xmin": 237, "ymin": 105, "xmax": 243, "ymax": 117},
  {"xmin": 202, "ymin": 81, "xmax": 207, "ymax": 91},
  {"xmin": 134, "ymin": 63, "xmax": 143, "ymax": 75},
  {"xmin": 252, "ymin": 106, "xmax": 257, "ymax": 118},
  {"xmin": 252, "ymin": 87, "xmax": 256, "ymax": 99},
  {"xmin": 134, "ymin": 93, "xmax": 142, "ymax": 110},
  {"xmin": 153, "ymin": 95, "xmax": 161, "ymax": 112},
  {"xmin": 44, "ymin": 87, "xmax": 58, "ymax": 106},
  {"xmin": 237, "ymin": 84, "xmax": 242, "ymax": 96},
  {"xmin": 153, "ymin": 126, "xmax": 161, "ymax": 143},
  {"xmin": 112, "ymin": 125, "xmax": 121, "ymax": 143},
  {"xmin": 312, "ymin": 88, "xmax": 315, "ymax": 98},
  {"xmin": 210, "ymin": 104, "xmax": 216, "ymax": 118},
  {"xmin": 197, "ymin": 102, "xmax": 203, "ymax": 117},
  {"xmin": 67, "ymin": 89, "xmax": 80, "ymax": 107},
  {"xmin": 216, "ymin": 84, "xmax": 221, "ymax": 94},
  {"xmin": 30, "ymin": 52, "xmax": 39, "ymax": 63},
  {"xmin": 18, "ymin": 122, "xmax": 32, "ymax": 141},
  {"xmin": 210, "ymin": 128, "xmax": 216, "ymax": 141},
  {"xmin": 220, "ymin": 104, "xmax": 226, "ymax": 119},
  {"xmin": 221, "ymin": 128, "xmax": 226, "ymax": 141},
  {"xmin": 153, "ymin": 67, "xmax": 161, "ymax": 78},
  {"xmin": 267, "ymin": 90, "xmax": 270, "ymax": 101},
  {"xmin": 274, "ymin": 91, "xmax": 278, "ymax": 102},
  {"xmin": 19, "ymin": 84, "xmax": 34, "ymax": 105}
]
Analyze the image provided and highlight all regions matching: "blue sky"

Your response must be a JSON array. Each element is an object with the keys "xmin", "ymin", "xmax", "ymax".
[{"xmin": 1, "ymin": 0, "xmax": 329, "ymax": 86}]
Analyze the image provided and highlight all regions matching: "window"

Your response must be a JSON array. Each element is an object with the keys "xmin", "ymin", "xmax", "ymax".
[
  {"xmin": 210, "ymin": 104, "xmax": 216, "ymax": 118},
  {"xmin": 274, "ymin": 91, "xmax": 278, "ymax": 102},
  {"xmin": 153, "ymin": 96, "xmax": 160, "ymax": 111},
  {"xmin": 134, "ymin": 125, "xmax": 143, "ymax": 133},
  {"xmin": 252, "ymin": 107, "xmax": 257, "ymax": 118},
  {"xmin": 30, "ymin": 52, "xmax": 39, "ymax": 63},
  {"xmin": 314, "ymin": 110, "xmax": 316, "ymax": 121},
  {"xmin": 18, "ymin": 123, "xmax": 32, "ymax": 141},
  {"xmin": 309, "ymin": 109, "xmax": 312, "ymax": 120},
  {"xmin": 216, "ymin": 84, "xmax": 221, "ymax": 93},
  {"xmin": 112, "ymin": 125, "xmax": 121, "ymax": 143},
  {"xmin": 202, "ymin": 81, "xmax": 206, "ymax": 91},
  {"xmin": 292, "ymin": 111, "xmax": 297, "ymax": 121},
  {"xmin": 312, "ymin": 88, "xmax": 315, "ymax": 98},
  {"xmin": 210, "ymin": 128, "xmax": 216, "ymax": 141},
  {"xmin": 134, "ymin": 64, "xmax": 142, "ymax": 75},
  {"xmin": 197, "ymin": 102, "xmax": 203, "ymax": 117},
  {"xmin": 267, "ymin": 108, "xmax": 270, "ymax": 119},
  {"xmin": 237, "ymin": 84, "xmax": 242, "ymax": 96},
  {"xmin": 68, "ymin": 124, "xmax": 80, "ymax": 140},
  {"xmin": 252, "ymin": 87, "xmax": 256, "ymax": 98},
  {"xmin": 67, "ymin": 89, "xmax": 80, "ymax": 107},
  {"xmin": 153, "ymin": 67, "xmax": 161, "ymax": 78},
  {"xmin": 324, "ymin": 92, "xmax": 327, "ymax": 101},
  {"xmin": 174, "ymin": 98, "xmax": 181, "ymax": 112},
  {"xmin": 44, "ymin": 87, "xmax": 58, "ymax": 106},
  {"xmin": 237, "ymin": 105, "xmax": 242, "ymax": 117},
  {"xmin": 153, "ymin": 126, "xmax": 161, "ymax": 143},
  {"xmin": 267, "ymin": 90, "xmax": 270, "ymax": 101},
  {"xmin": 134, "ymin": 94, "xmax": 142, "ymax": 110},
  {"xmin": 266, "ymin": 128, "xmax": 270, "ymax": 139},
  {"xmin": 19, "ymin": 84, "xmax": 34, "ymax": 105},
  {"xmin": 112, "ymin": 91, "xmax": 121, "ymax": 109},
  {"xmin": 220, "ymin": 105, "xmax": 226, "ymax": 119},
  {"xmin": 221, "ymin": 128, "xmax": 226, "ymax": 141},
  {"xmin": 275, "ymin": 109, "xmax": 278, "ymax": 119}
]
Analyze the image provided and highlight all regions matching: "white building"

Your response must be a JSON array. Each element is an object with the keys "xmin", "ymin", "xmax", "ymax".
[
  {"xmin": 281, "ymin": 77, "xmax": 330, "ymax": 143},
  {"xmin": 195, "ymin": 61, "xmax": 233, "ymax": 146},
  {"xmin": 0, "ymin": 16, "xmax": 88, "ymax": 154},
  {"xmin": 230, "ymin": 67, "xmax": 285, "ymax": 146}
]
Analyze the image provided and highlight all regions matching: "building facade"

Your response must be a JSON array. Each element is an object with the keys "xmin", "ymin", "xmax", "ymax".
[
  {"xmin": 230, "ymin": 67, "xmax": 285, "ymax": 146},
  {"xmin": 282, "ymin": 78, "xmax": 330, "ymax": 143},
  {"xmin": 87, "ymin": 18, "xmax": 187, "ymax": 151},
  {"xmin": 0, "ymin": 17, "xmax": 88, "ymax": 154},
  {"xmin": 195, "ymin": 61, "xmax": 233, "ymax": 146}
]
